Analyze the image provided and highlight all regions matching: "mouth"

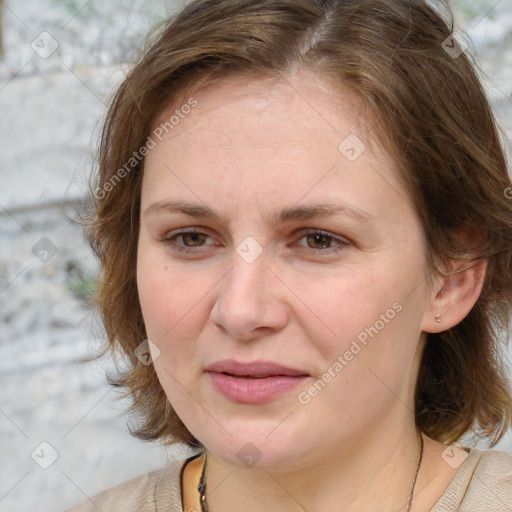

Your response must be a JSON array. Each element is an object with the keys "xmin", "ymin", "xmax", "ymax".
[
  {"xmin": 205, "ymin": 359, "xmax": 309, "ymax": 378},
  {"xmin": 220, "ymin": 373, "xmax": 274, "ymax": 379},
  {"xmin": 205, "ymin": 359, "xmax": 310, "ymax": 403}
]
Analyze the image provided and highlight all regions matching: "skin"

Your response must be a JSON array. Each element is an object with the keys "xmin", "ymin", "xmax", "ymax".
[{"xmin": 137, "ymin": 70, "xmax": 486, "ymax": 512}]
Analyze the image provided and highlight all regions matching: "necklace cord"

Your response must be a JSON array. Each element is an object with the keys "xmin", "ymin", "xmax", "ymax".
[
  {"xmin": 406, "ymin": 432, "xmax": 424, "ymax": 512},
  {"xmin": 197, "ymin": 452, "xmax": 209, "ymax": 512}
]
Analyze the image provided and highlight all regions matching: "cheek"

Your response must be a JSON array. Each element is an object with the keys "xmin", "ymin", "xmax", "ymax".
[
  {"xmin": 136, "ymin": 251, "xmax": 241, "ymax": 387},
  {"xmin": 136, "ymin": 248, "xmax": 211, "ymax": 343},
  {"xmin": 284, "ymin": 268, "xmax": 392, "ymax": 350},
  {"xmin": 288, "ymin": 268, "xmax": 421, "ymax": 388}
]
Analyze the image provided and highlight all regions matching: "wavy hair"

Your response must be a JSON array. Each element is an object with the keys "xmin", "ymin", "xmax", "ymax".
[{"xmin": 84, "ymin": 0, "xmax": 512, "ymax": 447}]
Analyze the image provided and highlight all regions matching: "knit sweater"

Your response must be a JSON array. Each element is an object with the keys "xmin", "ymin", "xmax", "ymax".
[{"xmin": 66, "ymin": 447, "xmax": 512, "ymax": 511}]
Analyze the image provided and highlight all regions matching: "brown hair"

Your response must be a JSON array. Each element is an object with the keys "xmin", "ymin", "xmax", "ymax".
[{"xmin": 85, "ymin": 0, "xmax": 512, "ymax": 447}]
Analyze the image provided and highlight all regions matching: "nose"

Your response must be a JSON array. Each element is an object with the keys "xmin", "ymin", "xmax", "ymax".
[{"xmin": 210, "ymin": 248, "xmax": 289, "ymax": 341}]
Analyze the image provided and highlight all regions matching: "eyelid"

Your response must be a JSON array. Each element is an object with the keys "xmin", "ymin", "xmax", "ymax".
[
  {"xmin": 293, "ymin": 228, "xmax": 350, "ymax": 252},
  {"xmin": 298, "ymin": 228, "xmax": 349, "ymax": 243},
  {"xmin": 158, "ymin": 227, "xmax": 219, "ymax": 252},
  {"xmin": 159, "ymin": 227, "xmax": 350, "ymax": 255}
]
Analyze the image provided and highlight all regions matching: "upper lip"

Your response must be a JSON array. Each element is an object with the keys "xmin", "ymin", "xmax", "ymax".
[{"xmin": 205, "ymin": 359, "xmax": 309, "ymax": 377}]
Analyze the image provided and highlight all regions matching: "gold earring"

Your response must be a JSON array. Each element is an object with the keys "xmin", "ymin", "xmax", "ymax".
[{"xmin": 435, "ymin": 313, "xmax": 442, "ymax": 323}]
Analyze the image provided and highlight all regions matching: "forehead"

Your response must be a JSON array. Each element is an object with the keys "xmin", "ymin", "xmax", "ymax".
[
  {"xmin": 142, "ymin": 70, "xmax": 406, "ymax": 219},
  {"xmin": 151, "ymin": 70, "xmax": 372, "ymax": 143}
]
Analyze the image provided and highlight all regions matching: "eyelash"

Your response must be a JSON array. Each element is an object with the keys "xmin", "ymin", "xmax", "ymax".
[{"xmin": 159, "ymin": 228, "xmax": 349, "ymax": 255}]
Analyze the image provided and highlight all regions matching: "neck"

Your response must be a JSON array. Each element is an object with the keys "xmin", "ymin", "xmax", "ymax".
[{"xmin": 199, "ymin": 422, "xmax": 424, "ymax": 512}]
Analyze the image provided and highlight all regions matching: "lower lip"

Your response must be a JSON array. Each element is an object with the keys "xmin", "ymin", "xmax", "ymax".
[{"xmin": 207, "ymin": 372, "xmax": 309, "ymax": 403}]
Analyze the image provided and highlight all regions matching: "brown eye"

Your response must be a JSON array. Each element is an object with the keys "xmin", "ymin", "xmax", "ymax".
[
  {"xmin": 161, "ymin": 230, "xmax": 215, "ymax": 253},
  {"xmin": 180, "ymin": 232, "xmax": 208, "ymax": 247},
  {"xmin": 295, "ymin": 230, "xmax": 349, "ymax": 254},
  {"xmin": 306, "ymin": 232, "xmax": 334, "ymax": 249}
]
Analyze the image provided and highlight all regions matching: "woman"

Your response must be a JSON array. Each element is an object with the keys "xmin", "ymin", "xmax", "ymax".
[{"xmin": 70, "ymin": 0, "xmax": 512, "ymax": 510}]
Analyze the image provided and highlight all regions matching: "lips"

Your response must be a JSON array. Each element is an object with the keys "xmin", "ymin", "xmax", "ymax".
[
  {"xmin": 205, "ymin": 359, "xmax": 309, "ymax": 378},
  {"xmin": 205, "ymin": 359, "xmax": 310, "ymax": 404},
  {"xmin": 205, "ymin": 359, "xmax": 310, "ymax": 403}
]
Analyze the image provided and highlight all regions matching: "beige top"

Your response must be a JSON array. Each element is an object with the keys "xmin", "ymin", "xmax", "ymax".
[{"xmin": 66, "ymin": 447, "xmax": 512, "ymax": 511}]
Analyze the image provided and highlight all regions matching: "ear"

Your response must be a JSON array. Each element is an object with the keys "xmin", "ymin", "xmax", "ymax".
[{"xmin": 421, "ymin": 259, "xmax": 487, "ymax": 333}]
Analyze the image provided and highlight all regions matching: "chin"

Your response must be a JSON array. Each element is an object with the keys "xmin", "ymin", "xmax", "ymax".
[{"xmin": 193, "ymin": 423, "xmax": 315, "ymax": 471}]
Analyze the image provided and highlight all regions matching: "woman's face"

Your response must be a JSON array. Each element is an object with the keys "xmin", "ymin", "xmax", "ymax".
[{"xmin": 137, "ymin": 71, "xmax": 433, "ymax": 469}]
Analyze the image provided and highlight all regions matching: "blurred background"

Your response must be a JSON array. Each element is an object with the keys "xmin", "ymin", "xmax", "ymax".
[{"xmin": 0, "ymin": 1, "xmax": 511, "ymax": 510}]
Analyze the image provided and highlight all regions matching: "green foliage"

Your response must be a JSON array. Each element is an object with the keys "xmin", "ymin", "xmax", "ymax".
[
  {"xmin": 51, "ymin": 0, "xmax": 94, "ymax": 14},
  {"xmin": 67, "ymin": 275, "xmax": 97, "ymax": 304},
  {"xmin": 451, "ymin": 0, "xmax": 497, "ymax": 22}
]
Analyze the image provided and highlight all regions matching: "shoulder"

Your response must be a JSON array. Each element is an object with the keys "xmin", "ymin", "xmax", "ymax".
[
  {"xmin": 64, "ymin": 453, "xmax": 198, "ymax": 512},
  {"xmin": 463, "ymin": 448, "xmax": 512, "ymax": 509},
  {"xmin": 432, "ymin": 447, "xmax": 512, "ymax": 512}
]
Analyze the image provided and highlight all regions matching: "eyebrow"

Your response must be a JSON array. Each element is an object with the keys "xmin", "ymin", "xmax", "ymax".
[{"xmin": 143, "ymin": 200, "xmax": 374, "ymax": 225}]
